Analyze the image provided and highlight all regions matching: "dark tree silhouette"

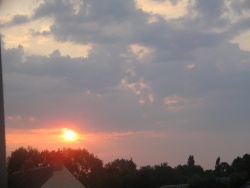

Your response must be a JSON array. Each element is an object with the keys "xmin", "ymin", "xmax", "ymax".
[
  {"xmin": 215, "ymin": 157, "xmax": 221, "ymax": 172},
  {"xmin": 188, "ymin": 155, "xmax": 195, "ymax": 167},
  {"xmin": 7, "ymin": 146, "xmax": 42, "ymax": 174},
  {"xmin": 59, "ymin": 148, "xmax": 104, "ymax": 188},
  {"xmin": 103, "ymin": 158, "xmax": 138, "ymax": 188},
  {"xmin": 8, "ymin": 147, "xmax": 104, "ymax": 188},
  {"xmin": 231, "ymin": 156, "xmax": 244, "ymax": 173},
  {"xmin": 7, "ymin": 147, "xmax": 250, "ymax": 188},
  {"xmin": 105, "ymin": 158, "xmax": 136, "ymax": 176}
]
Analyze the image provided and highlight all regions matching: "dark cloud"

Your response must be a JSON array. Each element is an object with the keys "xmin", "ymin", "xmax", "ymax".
[
  {"xmin": 151, "ymin": 0, "xmax": 182, "ymax": 5},
  {"xmin": 11, "ymin": 15, "xmax": 29, "ymax": 25},
  {"xmin": 32, "ymin": 0, "xmax": 73, "ymax": 19},
  {"xmin": 2, "ymin": 0, "xmax": 250, "ymax": 134},
  {"xmin": 242, "ymin": 0, "xmax": 250, "ymax": 9},
  {"xmin": 32, "ymin": 0, "xmax": 148, "ymax": 45},
  {"xmin": 182, "ymin": 0, "xmax": 231, "ymax": 32},
  {"xmin": 232, "ymin": 0, "xmax": 250, "ymax": 13},
  {"xmin": 1, "ymin": 14, "xmax": 30, "ymax": 27},
  {"xmin": 30, "ymin": 29, "xmax": 51, "ymax": 37},
  {"xmin": 194, "ymin": 0, "xmax": 225, "ymax": 18}
]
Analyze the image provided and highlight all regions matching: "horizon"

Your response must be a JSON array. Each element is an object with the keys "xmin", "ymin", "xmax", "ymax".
[
  {"xmin": 7, "ymin": 145, "xmax": 250, "ymax": 171},
  {"xmin": 1, "ymin": 0, "xmax": 250, "ymax": 170}
]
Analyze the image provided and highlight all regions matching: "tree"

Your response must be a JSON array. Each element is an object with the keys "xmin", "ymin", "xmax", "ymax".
[
  {"xmin": 7, "ymin": 147, "xmax": 104, "ymax": 188},
  {"xmin": 137, "ymin": 165, "xmax": 155, "ymax": 188},
  {"xmin": 60, "ymin": 148, "xmax": 104, "ymax": 188},
  {"xmin": 176, "ymin": 155, "xmax": 204, "ymax": 180},
  {"xmin": 220, "ymin": 162, "xmax": 232, "ymax": 177},
  {"xmin": 231, "ymin": 157, "xmax": 244, "ymax": 173},
  {"xmin": 7, "ymin": 146, "xmax": 42, "ymax": 174},
  {"xmin": 188, "ymin": 155, "xmax": 195, "ymax": 167},
  {"xmin": 105, "ymin": 158, "xmax": 136, "ymax": 176},
  {"xmin": 188, "ymin": 175, "xmax": 223, "ymax": 188},
  {"xmin": 215, "ymin": 157, "xmax": 232, "ymax": 177},
  {"xmin": 153, "ymin": 162, "xmax": 177, "ymax": 186},
  {"xmin": 243, "ymin": 154, "xmax": 250, "ymax": 175},
  {"xmin": 215, "ymin": 157, "xmax": 221, "ymax": 173},
  {"xmin": 229, "ymin": 173, "xmax": 248, "ymax": 188},
  {"xmin": 103, "ymin": 158, "xmax": 137, "ymax": 188}
]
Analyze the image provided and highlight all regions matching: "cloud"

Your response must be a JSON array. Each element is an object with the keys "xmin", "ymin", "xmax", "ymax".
[
  {"xmin": 136, "ymin": 0, "xmax": 188, "ymax": 20},
  {"xmin": 195, "ymin": 0, "xmax": 225, "ymax": 18},
  {"xmin": 2, "ymin": 0, "xmax": 250, "ymax": 169},
  {"xmin": 10, "ymin": 14, "xmax": 29, "ymax": 25},
  {"xmin": 31, "ymin": 0, "xmax": 147, "ymax": 45},
  {"xmin": 32, "ymin": 0, "xmax": 72, "ymax": 19}
]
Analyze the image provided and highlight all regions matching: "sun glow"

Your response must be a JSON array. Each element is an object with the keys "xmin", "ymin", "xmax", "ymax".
[{"xmin": 62, "ymin": 129, "xmax": 78, "ymax": 142}]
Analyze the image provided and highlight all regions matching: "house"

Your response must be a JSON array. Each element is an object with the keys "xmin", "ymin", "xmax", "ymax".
[
  {"xmin": 42, "ymin": 165, "xmax": 86, "ymax": 188},
  {"xmin": 8, "ymin": 162, "xmax": 86, "ymax": 188}
]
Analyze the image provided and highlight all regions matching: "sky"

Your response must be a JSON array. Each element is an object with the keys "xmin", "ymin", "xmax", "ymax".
[{"xmin": 1, "ymin": 0, "xmax": 250, "ymax": 169}]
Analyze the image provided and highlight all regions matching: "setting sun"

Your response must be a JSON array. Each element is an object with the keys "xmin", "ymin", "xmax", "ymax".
[{"xmin": 62, "ymin": 129, "xmax": 78, "ymax": 142}]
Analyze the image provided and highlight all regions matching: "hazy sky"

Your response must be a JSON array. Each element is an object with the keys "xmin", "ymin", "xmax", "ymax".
[{"xmin": 1, "ymin": 0, "xmax": 250, "ymax": 169}]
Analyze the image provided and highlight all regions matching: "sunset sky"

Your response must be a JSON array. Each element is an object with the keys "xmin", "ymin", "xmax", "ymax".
[{"xmin": 1, "ymin": 0, "xmax": 250, "ymax": 169}]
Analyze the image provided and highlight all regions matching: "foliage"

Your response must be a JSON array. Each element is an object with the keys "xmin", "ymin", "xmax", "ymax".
[
  {"xmin": 7, "ymin": 148, "xmax": 250, "ymax": 188},
  {"xmin": 8, "ymin": 147, "xmax": 104, "ymax": 188},
  {"xmin": 105, "ymin": 158, "xmax": 136, "ymax": 176},
  {"xmin": 228, "ymin": 173, "xmax": 249, "ymax": 188},
  {"xmin": 7, "ymin": 146, "xmax": 42, "ymax": 174},
  {"xmin": 188, "ymin": 155, "xmax": 195, "ymax": 167},
  {"xmin": 103, "ymin": 158, "xmax": 138, "ymax": 188},
  {"xmin": 214, "ymin": 157, "xmax": 233, "ymax": 177},
  {"xmin": 231, "ymin": 157, "xmax": 245, "ymax": 173},
  {"xmin": 176, "ymin": 164, "xmax": 204, "ymax": 179},
  {"xmin": 215, "ymin": 157, "xmax": 221, "ymax": 173},
  {"xmin": 188, "ymin": 175, "xmax": 225, "ymax": 188}
]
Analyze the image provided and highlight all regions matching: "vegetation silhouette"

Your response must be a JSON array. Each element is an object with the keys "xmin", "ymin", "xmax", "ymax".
[{"xmin": 7, "ymin": 147, "xmax": 250, "ymax": 188}]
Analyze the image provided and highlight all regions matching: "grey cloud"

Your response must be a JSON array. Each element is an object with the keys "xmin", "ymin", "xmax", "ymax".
[
  {"xmin": 11, "ymin": 15, "xmax": 29, "ymax": 25},
  {"xmin": 87, "ymin": 0, "xmax": 137, "ymax": 21},
  {"xmin": 31, "ymin": 0, "xmax": 229, "ymax": 54},
  {"xmin": 1, "ymin": 14, "xmax": 30, "ymax": 27},
  {"xmin": 242, "ymin": 0, "xmax": 250, "ymax": 9},
  {"xmin": 195, "ymin": 0, "xmax": 225, "ymax": 18},
  {"xmin": 231, "ymin": 0, "xmax": 250, "ymax": 13},
  {"xmin": 32, "ymin": 0, "xmax": 148, "ymax": 45},
  {"xmin": 148, "ymin": 41, "xmax": 250, "ymax": 96},
  {"xmin": 130, "ymin": 38, "xmax": 250, "ymax": 131},
  {"xmin": 180, "ymin": 0, "xmax": 232, "ymax": 33},
  {"xmin": 151, "ymin": 0, "xmax": 182, "ymax": 5},
  {"xmin": 33, "ymin": 0, "xmax": 73, "ymax": 19},
  {"xmin": 3, "ymin": 0, "xmax": 250, "ymax": 133},
  {"xmin": 30, "ymin": 29, "xmax": 51, "ymax": 37},
  {"xmin": 2, "ymin": 45, "xmax": 125, "ymax": 130},
  {"xmin": 3, "ymin": 46, "xmax": 123, "ymax": 94},
  {"xmin": 229, "ymin": 18, "xmax": 250, "ymax": 38}
]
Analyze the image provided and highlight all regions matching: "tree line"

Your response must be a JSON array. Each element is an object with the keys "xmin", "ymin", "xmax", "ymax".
[{"xmin": 7, "ymin": 147, "xmax": 250, "ymax": 188}]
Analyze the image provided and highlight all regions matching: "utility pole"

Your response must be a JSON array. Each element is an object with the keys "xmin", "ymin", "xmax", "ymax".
[
  {"xmin": 0, "ymin": 36, "xmax": 7, "ymax": 188},
  {"xmin": 0, "ymin": 0, "xmax": 8, "ymax": 186}
]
